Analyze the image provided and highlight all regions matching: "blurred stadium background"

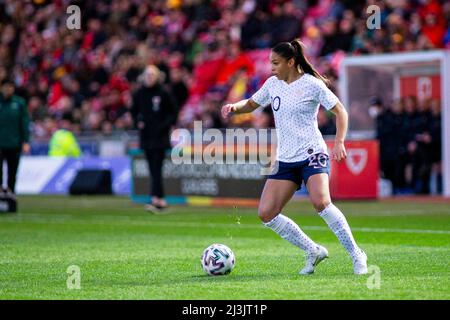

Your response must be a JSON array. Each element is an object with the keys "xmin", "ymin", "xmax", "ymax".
[
  {"xmin": 0, "ymin": 0, "xmax": 449, "ymax": 200},
  {"xmin": 0, "ymin": 0, "xmax": 449, "ymax": 300}
]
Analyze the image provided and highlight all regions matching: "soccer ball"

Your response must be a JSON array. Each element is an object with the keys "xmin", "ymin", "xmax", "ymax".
[{"xmin": 201, "ymin": 243, "xmax": 235, "ymax": 276}]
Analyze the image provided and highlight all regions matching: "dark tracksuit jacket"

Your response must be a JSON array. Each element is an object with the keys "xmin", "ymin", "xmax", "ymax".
[
  {"xmin": 131, "ymin": 84, "xmax": 178, "ymax": 150},
  {"xmin": 0, "ymin": 94, "xmax": 30, "ymax": 149},
  {"xmin": 0, "ymin": 94, "xmax": 30, "ymax": 192}
]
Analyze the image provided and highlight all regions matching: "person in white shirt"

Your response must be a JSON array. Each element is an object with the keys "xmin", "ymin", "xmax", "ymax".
[{"xmin": 221, "ymin": 39, "xmax": 367, "ymax": 275}]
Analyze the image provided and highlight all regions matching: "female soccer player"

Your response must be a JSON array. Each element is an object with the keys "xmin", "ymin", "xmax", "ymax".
[{"xmin": 221, "ymin": 39, "xmax": 367, "ymax": 275}]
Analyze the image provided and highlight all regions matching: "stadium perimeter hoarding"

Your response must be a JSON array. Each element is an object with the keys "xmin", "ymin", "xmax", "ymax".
[
  {"xmin": 130, "ymin": 149, "xmax": 265, "ymax": 207},
  {"xmin": 15, "ymin": 156, "xmax": 131, "ymax": 195},
  {"xmin": 130, "ymin": 140, "xmax": 379, "ymax": 205},
  {"xmin": 327, "ymin": 140, "xmax": 379, "ymax": 199},
  {"xmin": 13, "ymin": 146, "xmax": 378, "ymax": 202},
  {"xmin": 13, "ymin": 144, "xmax": 378, "ymax": 201}
]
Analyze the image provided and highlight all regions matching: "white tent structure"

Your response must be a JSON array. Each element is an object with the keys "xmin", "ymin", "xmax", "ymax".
[{"xmin": 340, "ymin": 50, "xmax": 450, "ymax": 197}]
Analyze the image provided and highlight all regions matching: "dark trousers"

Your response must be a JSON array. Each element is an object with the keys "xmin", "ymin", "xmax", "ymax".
[
  {"xmin": 144, "ymin": 148, "xmax": 166, "ymax": 198},
  {"xmin": 412, "ymin": 144, "xmax": 432, "ymax": 194},
  {"xmin": 380, "ymin": 155, "xmax": 396, "ymax": 186},
  {"xmin": 0, "ymin": 148, "xmax": 21, "ymax": 193}
]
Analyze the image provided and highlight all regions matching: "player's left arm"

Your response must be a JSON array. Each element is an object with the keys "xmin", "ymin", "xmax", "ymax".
[{"xmin": 329, "ymin": 102, "xmax": 348, "ymax": 162}]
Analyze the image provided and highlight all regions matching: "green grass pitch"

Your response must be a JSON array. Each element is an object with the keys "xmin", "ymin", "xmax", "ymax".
[{"xmin": 0, "ymin": 196, "xmax": 449, "ymax": 300}]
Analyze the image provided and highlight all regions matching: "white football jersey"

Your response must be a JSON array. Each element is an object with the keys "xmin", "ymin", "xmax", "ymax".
[{"xmin": 251, "ymin": 73, "xmax": 339, "ymax": 162}]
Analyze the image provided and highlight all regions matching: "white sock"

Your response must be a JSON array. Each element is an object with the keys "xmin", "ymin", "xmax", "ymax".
[
  {"xmin": 319, "ymin": 203, "xmax": 361, "ymax": 259},
  {"xmin": 264, "ymin": 214, "xmax": 318, "ymax": 254}
]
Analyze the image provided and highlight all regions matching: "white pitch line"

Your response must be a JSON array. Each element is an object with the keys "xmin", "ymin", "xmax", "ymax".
[
  {"xmin": 1, "ymin": 213, "xmax": 450, "ymax": 235},
  {"xmin": 125, "ymin": 221, "xmax": 450, "ymax": 235},
  {"xmin": 302, "ymin": 226, "xmax": 450, "ymax": 235}
]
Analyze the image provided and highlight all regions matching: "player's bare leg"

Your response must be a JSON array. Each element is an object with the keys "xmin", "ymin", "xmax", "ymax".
[
  {"xmin": 258, "ymin": 179, "xmax": 298, "ymax": 223},
  {"xmin": 307, "ymin": 173, "xmax": 367, "ymax": 274},
  {"xmin": 258, "ymin": 179, "xmax": 327, "ymax": 274}
]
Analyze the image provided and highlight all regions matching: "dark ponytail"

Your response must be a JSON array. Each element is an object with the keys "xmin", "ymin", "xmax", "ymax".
[{"xmin": 272, "ymin": 39, "xmax": 330, "ymax": 86}]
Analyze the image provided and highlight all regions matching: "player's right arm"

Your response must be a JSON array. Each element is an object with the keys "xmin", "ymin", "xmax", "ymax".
[{"xmin": 221, "ymin": 99, "xmax": 260, "ymax": 119}]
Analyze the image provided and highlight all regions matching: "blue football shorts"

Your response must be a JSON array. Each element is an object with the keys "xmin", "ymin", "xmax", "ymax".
[{"xmin": 266, "ymin": 153, "xmax": 330, "ymax": 190}]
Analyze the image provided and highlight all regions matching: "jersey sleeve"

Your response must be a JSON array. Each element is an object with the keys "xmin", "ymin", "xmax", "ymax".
[
  {"xmin": 251, "ymin": 77, "xmax": 272, "ymax": 107},
  {"xmin": 317, "ymin": 80, "xmax": 339, "ymax": 110}
]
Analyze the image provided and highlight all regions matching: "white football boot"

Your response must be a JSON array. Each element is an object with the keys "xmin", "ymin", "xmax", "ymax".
[
  {"xmin": 299, "ymin": 245, "xmax": 329, "ymax": 275},
  {"xmin": 353, "ymin": 249, "xmax": 368, "ymax": 275}
]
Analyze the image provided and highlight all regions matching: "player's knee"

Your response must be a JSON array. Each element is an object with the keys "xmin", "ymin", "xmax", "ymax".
[
  {"xmin": 258, "ymin": 204, "xmax": 280, "ymax": 223},
  {"xmin": 311, "ymin": 197, "xmax": 331, "ymax": 212}
]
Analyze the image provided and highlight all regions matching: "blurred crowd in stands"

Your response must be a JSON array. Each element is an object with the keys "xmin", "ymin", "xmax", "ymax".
[{"xmin": 0, "ymin": 0, "xmax": 448, "ymax": 194}]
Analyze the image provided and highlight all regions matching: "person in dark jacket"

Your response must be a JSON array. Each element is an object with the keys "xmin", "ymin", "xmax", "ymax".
[
  {"xmin": 0, "ymin": 79, "xmax": 30, "ymax": 196},
  {"xmin": 131, "ymin": 65, "xmax": 178, "ymax": 212},
  {"xmin": 410, "ymin": 99, "xmax": 433, "ymax": 194},
  {"xmin": 373, "ymin": 97, "xmax": 403, "ymax": 191}
]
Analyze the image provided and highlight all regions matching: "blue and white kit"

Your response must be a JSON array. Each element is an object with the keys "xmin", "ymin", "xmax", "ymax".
[{"xmin": 251, "ymin": 73, "xmax": 340, "ymax": 188}]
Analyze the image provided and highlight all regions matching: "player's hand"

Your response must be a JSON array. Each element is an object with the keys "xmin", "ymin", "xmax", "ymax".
[
  {"xmin": 332, "ymin": 141, "xmax": 347, "ymax": 162},
  {"xmin": 221, "ymin": 104, "xmax": 235, "ymax": 119}
]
